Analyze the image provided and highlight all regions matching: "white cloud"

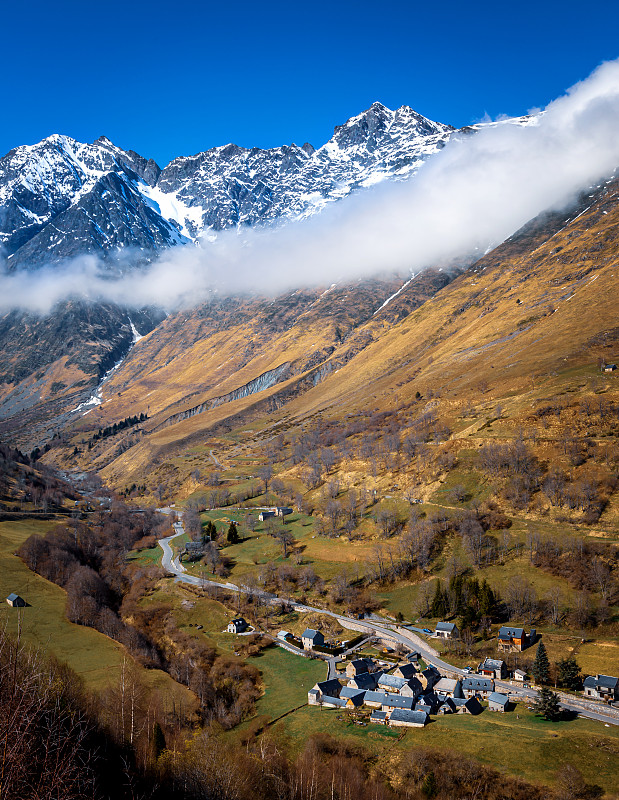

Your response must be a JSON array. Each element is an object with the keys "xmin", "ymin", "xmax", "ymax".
[{"xmin": 4, "ymin": 58, "xmax": 619, "ymax": 315}]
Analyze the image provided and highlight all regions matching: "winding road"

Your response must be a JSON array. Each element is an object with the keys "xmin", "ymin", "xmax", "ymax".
[{"xmin": 157, "ymin": 512, "xmax": 619, "ymax": 727}]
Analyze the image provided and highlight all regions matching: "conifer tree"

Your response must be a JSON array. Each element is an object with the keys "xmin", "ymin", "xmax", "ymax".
[
  {"xmin": 531, "ymin": 640, "xmax": 550, "ymax": 684},
  {"xmin": 556, "ymin": 656, "xmax": 581, "ymax": 690},
  {"xmin": 533, "ymin": 685, "xmax": 562, "ymax": 720},
  {"xmin": 227, "ymin": 521, "xmax": 239, "ymax": 545}
]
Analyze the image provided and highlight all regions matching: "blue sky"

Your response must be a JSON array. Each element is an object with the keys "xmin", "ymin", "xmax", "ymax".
[{"xmin": 5, "ymin": 0, "xmax": 619, "ymax": 166}]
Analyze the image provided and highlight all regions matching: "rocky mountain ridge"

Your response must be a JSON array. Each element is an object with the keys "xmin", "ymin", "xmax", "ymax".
[{"xmin": 1, "ymin": 102, "xmax": 459, "ymax": 269}]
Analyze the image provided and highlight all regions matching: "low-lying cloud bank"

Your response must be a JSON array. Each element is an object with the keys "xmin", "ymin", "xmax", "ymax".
[{"xmin": 4, "ymin": 59, "xmax": 619, "ymax": 315}]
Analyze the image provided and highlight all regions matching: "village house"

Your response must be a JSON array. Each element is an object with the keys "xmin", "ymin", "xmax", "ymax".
[
  {"xmin": 393, "ymin": 662, "xmax": 418, "ymax": 680},
  {"xmin": 347, "ymin": 671, "xmax": 381, "ymax": 691},
  {"xmin": 603, "ymin": 363, "xmax": 617, "ymax": 372},
  {"xmin": 488, "ymin": 692, "xmax": 510, "ymax": 712},
  {"xmin": 308, "ymin": 678, "xmax": 342, "ymax": 705},
  {"xmin": 477, "ymin": 658, "xmax": 507, "ymax": 680},
  {"xmin": 497, "ymin": 626, "xmax": 536, "ymax": 653},
  {"xmin": 345, "ymin": 658, "xmax": 376, "ymax": 678},
  {"xmin": 435, "ymin": 621, "xmax": 459, "ymax": 639},
  {"xmin": 182, "ymin": 541, "xmax": 204, "ymax": 561},
  {"xmin": 258, "ymin": 510, "xmax": 276, "ymax": 521},
  {"xmin": 5, "ymin": 593, "xmax": 26, "ymax": 607},
  {"xmin": 415, "ymin": 693, "xmax": 438, "ymax": 714},
  {"xmin": 453, "ymin": 696, "xmax": 483, "ymax": 714},
  {"xmin": 583, "ymin": 674, "xmax": 619, "ymax": 702},
  {"xmin": 438, "ymin": 697, "xmax": 457, "ymax": 714},
  {"xmin": 462, "ymin": 676, "xmax": 494, "ymax": 698},
  {"xmin": 400, "ymin": 677, "xmax": 424, "ymax": 698},
  {"xmin": 434, "ymin": 677, "xmax": 463, "ymax": 699},
  {"xmin": 275, "ymin": 506, "xmax": 293, "ymax": 517},
  {"xmin": 513, "ymin": 668, "xmax": 527, "ymax": 682},
  {"xmin": 389, "ymin": 709, "xmax": 429, "ymax": 728},
  {"xmin": 370, "ymin": 710, "xmax": 387, "ymax": 724},
  {"xmin": 419, "ymin": 666, "xmax": 441, "ymax": 691},
  {"xmin": 377, "ymin": 673, "xmax": 409, "ymax": 693},
  {"xmin": 406, "ymin": 651, "xmax": 420, "ymax": 663},
  {"xmin": 301, "ymin": 628, "xmax": 325, "ymax": 650},
  {"xmin": 227, "ymin": 618, "xmax": 248, "ymax": 634},
  {"xmin": 340, "ymin": 687, "xmax": 366, "ymax": 708}
]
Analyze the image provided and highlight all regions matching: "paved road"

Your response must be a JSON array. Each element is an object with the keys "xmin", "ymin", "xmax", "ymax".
[{"xmin": 157, "ymin": 514, "xmax": 619, "ymax": 727}]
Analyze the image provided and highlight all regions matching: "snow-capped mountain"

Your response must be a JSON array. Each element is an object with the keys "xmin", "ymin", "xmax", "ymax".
[{"xmin": 0, "ymin": 103, "xmax": 454, "ymax": 269}]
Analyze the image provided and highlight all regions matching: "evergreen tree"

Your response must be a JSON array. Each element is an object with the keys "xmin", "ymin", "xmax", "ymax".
[
  {"xmin": 533, "ymin": 685, "xmax": 562, "ymax": 720},
  {"xmin": 151, "ymin": 721, "xmax": 166, "ymax": 759},
  {"xmin": 430, "ymin": 580, "xmax": 448, "ymax": 618},
  {"xmin": 202, "ymin": 521, "xmax": 217, "ymax": 543},
  {"xmin": 556, "ymin": 656, "xmax": 582, "ymax": 690},
  {"xmin": 227, "ymin": 521, "xmax": 239, "ymax": 545},
  {"xmin": 532, "ymin": 641, "xmax": 550, "ymax": 684}
]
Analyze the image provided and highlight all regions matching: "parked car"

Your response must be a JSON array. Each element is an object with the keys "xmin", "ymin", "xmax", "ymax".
[
  {"xmin": 422, "ymin": 628, "xmax": 432, "ymax": 634},
  {"xmin": 462, "ymin": 667, "xmax": 472, "ymax": 674}
]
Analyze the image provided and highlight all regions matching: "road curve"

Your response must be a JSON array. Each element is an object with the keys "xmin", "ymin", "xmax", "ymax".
[{"xmin": 157, "ymin": 514, "xmax": 619, "ymax": 727}]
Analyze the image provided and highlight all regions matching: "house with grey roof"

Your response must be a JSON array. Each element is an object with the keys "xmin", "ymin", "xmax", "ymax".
[
  {"xmin": 434, "ymin": 677, "xmax": 463, "ymax": 699},
  {"xmin": 377, "ymin": 673, "xmax": 409, "ymax": 693},
  {"xmin": 513, "ymin": 668, "xmax": 527, "ymax": 682},
  {"xmin": 321, "ymin": 695, "xmax": 347, "ymax": 708},
  {"xmin": 389, "ymin": 709, "xmax": 428, "ymax": 727},
  {"xmin": 340, "ymin": 687, "xmax": 366, "ymax": 707},
  {"xmin": 258, "ymin": 510, "xmax": 276, "ymax": 521},
  {"xmin": 435, "ymin": 621, "xmax": 459, "ymax": 639},
  {"xmin": 488, "ymin": 692, "xmax": 510, "ymax": 712},
  {"xmin": 583, "ymin": 674, "xmax": 619, "ymax": 702},
  {"xmin": 478, "ymin": 658, "xmax": 506, "ymax": 680},
  {"xmin": 370, "ymin": 710, "xmax": 387, "ymax": 724},
  {"xmin": 301, "ymin": 629, "xmax": 325, "ymax": 650},
  {"xmin": 462, "ymin": 676, "xmax": 494, "ymax": 698},
  {"xmin": 6, "ymin": 593, "xmax": 26, "ymax": 607}
]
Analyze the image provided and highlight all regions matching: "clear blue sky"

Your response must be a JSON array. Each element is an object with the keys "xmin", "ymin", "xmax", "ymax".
[{"xmin": 5, "ymin": 0, "xmax": 619, "ymax": 166}]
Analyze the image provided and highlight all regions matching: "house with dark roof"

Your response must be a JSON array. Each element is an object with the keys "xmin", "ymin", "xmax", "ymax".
[
  {"xmin": 488, "ymin": 692, "xmax": 510, "ymax": 712},
  {"xmin": 389, "ymin": 709, "xmax": 428, "ymax": 728},
  {"xmin": 478, "ymin": 658, "xmax": 507, "ymax": 680},
  {"xmin": 393, "ymin": 662, "xmax": 418, "ymax": 680},
  {"xmin": 453, "ymin": 696, "xmax": 483, "ymax": 715},
  {"xmin": 182, "ymin": 541, "xmax": 204, "ymax": 561},
  {"xmin": 419, "ymin": 666, "xmax": 440, "ymax": 691},
  {"xmin": 415, "ymin": 693, "xmax": 438, "ymax": 714},
  {"xmin": 6, "ymin": 593, "xmax": 26, "ymax": 608},
  {"xmin": 438, "ymin": 697, "xmax": 457, "ymax": 714},
  {"xmin": 345, "ymin": 658, "xmax": 376, "ymax": 678},
  {"xmin": 348, "ymin": 671, "xmax": 381, "ymax": 691},
  {"xmin": 462, "ymin": 676, "xmax": 494, "ymax": 698},
  {"xmin": 435, "ymin": 621, "xmax": 459, "ymax": 639},
  {"xmin": 308, "ymin": 678, "xmax": 342, "ymax": 705},
  {"xmin": 583, "ymin": 674, "xmax": 619, "ymax": 702},
  {"xmin": 227, "ymin": 618, "xmax": 249, "ymax": 634},
  {"xmin": 276, "ymin": 506, "xmax": 293, "ymax": 517},
  {"xmin": 258, "ymin": 510, "xmax": 276, "ymax": 521},
  {"xmin": 497, "ymin": 626, "xmax": 535, "ymax": 652},
  {"xmin": 400, "ymin": 677, "xmax": 424, "ymax": 698},
  {"xmin": 406, "ymin": 651, "xmax": 420, "ymax": 663},
  {"xmin": 370, "ymin": 710, "xmax": 387, "ymax": 724},
  {"xmin": 301, "ymin": 629, "xmax": 325, "ymax": 650}
]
